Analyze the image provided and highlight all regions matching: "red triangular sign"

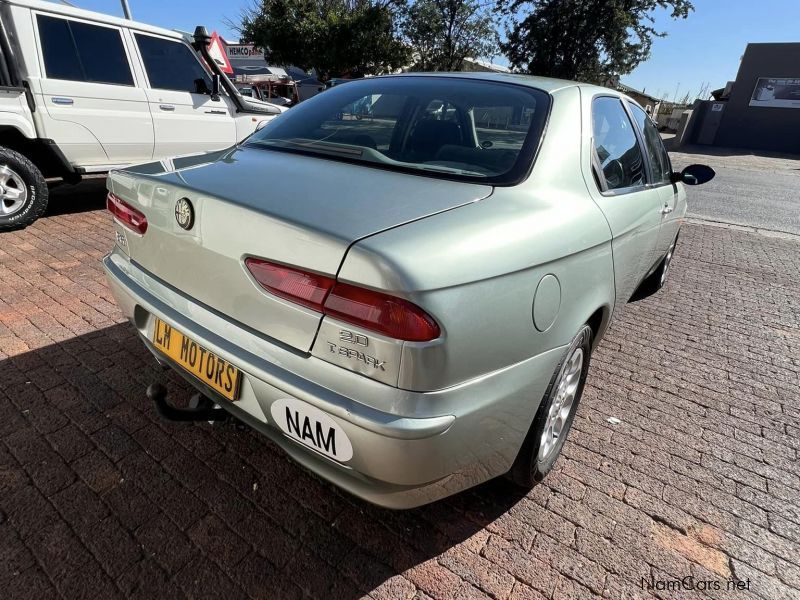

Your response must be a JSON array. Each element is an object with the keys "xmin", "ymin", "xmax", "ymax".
[{"xmin": 207, "ymin": 32, "xmax": 234, "ymax": 75}]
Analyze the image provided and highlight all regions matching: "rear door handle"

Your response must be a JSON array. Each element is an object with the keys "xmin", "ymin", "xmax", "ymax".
[
  {"xmin": 204, "ymin": 109, "xmax": 226, "ymax": 115},
  {"xmin": 159, "ymin": 104, "xmax": 175, "ymax": 111},
  {"xmin": 51, "ymin": 97, "xmax": 73, "ymax": 105},
  {"xmin": 660, "ymin": 205, "xmax": 674, "ymax": 215}
]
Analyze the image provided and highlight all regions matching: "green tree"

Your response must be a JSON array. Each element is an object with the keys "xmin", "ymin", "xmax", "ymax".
[
  {"xmin": 239, "ymin": 0, "xmax": 410, "ymax": 81},
  {"xmin": 501, "ymin": 0, "xmax": 693, "ymax": 85},
  {"xmin": 402, "ymin": 0, "xmax": 498, "ymax": 71}
]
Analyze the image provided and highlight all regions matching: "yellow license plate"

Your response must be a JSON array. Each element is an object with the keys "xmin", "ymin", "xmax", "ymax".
[{"xmin": 152, "ymin": 318, "xmax": 241, "ymax": 401}]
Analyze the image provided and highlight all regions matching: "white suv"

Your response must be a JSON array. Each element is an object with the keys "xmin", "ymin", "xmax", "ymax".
[{"xmin": 0, "ymin": 0, "xmax": 283, "ymax": 230}]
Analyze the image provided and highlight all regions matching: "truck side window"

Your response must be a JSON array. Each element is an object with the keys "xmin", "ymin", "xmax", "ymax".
[
  {"xmin": 37, "ymin": 15, "xmax": 133, "ymax": 86},
  {"xmin": 134, "ymin": 34, "xmax": 211, "ymax": 94}
]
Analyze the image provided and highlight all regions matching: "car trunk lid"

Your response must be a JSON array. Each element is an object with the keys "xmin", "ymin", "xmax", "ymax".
[{"xmin": 108, "ymin": 147, "xmax": 492, "ymax": 352}]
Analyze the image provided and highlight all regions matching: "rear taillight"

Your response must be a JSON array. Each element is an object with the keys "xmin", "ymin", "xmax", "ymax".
[
  {"xmin": 244, "ymin": 258, "xmax": 335, "ymax": 312},
  {"xmin": 245, "ymin": 259, "xmax": 440, "ymax": 342},
  {"xmin": 323, "ymin": 282, "xmax": 440, "ymax": 342},
  {"xmin": 107, "ymin": 192, "xmax": 147, "ymax": 234}
]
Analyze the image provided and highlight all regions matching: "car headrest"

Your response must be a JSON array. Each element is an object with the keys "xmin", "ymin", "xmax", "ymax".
[{"xmin": 408, "ymin": 120, "xmax": 462, "ymax": 154}]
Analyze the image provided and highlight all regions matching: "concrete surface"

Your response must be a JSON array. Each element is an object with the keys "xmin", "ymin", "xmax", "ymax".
[
  {"xmin": 668, "ymin": 142, "xmax": 800, "ymax": 235},
  {"xmin": 0, "ymin": 177, "xmax": 799, "ymax": 599}
]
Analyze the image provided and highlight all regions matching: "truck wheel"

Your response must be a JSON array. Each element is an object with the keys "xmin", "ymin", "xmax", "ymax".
[
  {"xmin": 0, "ymin": 147, "xmax": 49, "ymax": 231},
  {"xmin": 507, "ymin": 325, "xmax": 592, "ymax": 488}
]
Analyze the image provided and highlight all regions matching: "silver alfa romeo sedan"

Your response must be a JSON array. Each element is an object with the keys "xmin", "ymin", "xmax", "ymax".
[{"xmin": 103, "ymin": 73, "xmax": 713, "ymax": 508}]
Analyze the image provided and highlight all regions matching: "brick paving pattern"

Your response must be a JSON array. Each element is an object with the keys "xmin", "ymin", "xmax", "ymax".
[{"xmin": 1, "ymin": 186, "xmax": 799, "ymax": 599}]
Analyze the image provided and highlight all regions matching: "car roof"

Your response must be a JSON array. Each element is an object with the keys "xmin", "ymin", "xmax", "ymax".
[
  {"xmin": 389, "ymin": 71, "xmax": 620, "ymax": 95},
  {"xmin": 2, "ymin": 0, "xmax": 185, "ymax": 40}
]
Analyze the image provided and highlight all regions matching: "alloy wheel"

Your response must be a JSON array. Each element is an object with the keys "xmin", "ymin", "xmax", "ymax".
[
  {"xmin": 537, "ymin": 346, "xmax": 584, "ymax": 461},
  {"xmin": 0, "ymin": 164, "xmax": 28, "ymax": 217}
]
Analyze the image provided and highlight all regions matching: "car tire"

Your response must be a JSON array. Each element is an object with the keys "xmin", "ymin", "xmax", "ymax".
[
  {"xmin": 0, "ymin": 147, "xmax": 49, "ymax": 232},
  {"xmin": 628, "ymin": 233, "xmax": 679, "ymax": 302},
  {"xmin": 507, "ymin": 324, "xmax": 593, "ymax": 488}
]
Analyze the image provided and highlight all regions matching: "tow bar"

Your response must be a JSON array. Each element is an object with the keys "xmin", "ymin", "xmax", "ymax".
[{"xmin": 146, "ymin": 383, "xmax": 230, "ymax": 422}]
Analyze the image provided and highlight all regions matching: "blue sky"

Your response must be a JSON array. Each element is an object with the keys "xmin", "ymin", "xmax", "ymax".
[
  {"xmin": 71, "ymin": 0, "xmax": 799, "ymax": 101},
  {"xmin": 67, "ymin": 0, "xmax": 250, "ymax": 39},
  {"xmin": 623, "ymin": 0, "xmax": 800, "ymax": 101}
]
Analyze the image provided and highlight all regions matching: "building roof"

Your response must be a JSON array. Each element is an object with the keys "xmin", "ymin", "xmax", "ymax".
[
  {"xmin": 617, "ymin": 82, "xmax": 661, "ymax": 102},
  {"xmin": 220, "ymin": 38, "xmax": 322, "ymax": 85},
  {"xmin": 462, "ymin": 58, "xmax": 512, "ymax": 73}
]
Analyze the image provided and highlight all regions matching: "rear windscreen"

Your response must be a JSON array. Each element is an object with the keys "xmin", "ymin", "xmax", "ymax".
[{"xmin": 246, "ymin": 77, "xmax": 550, "ymax": 185}]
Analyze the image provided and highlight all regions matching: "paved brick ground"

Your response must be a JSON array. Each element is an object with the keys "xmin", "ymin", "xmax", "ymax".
[{"xmin": 1, "ymin": 184, "xmax": 799, "ymax": 600}]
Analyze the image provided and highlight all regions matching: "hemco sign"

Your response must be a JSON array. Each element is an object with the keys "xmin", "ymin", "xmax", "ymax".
[{"xmin": 226, "ymin": 44, "xmax": 265, "ymax": 60}]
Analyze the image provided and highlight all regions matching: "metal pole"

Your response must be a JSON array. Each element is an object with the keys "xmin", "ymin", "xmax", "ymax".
[{"xmin": 120, "ymin": 0, "xmax": 132, "ymax": 19}]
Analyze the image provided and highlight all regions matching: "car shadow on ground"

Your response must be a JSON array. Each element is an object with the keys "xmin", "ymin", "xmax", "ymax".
[
  {"xmin": 0, "ymin": 321, "xmax": 529, "ymax": 598},
  {"xmin": 44, "ymin": 177, "xmax": 108, "ymax": 217}
]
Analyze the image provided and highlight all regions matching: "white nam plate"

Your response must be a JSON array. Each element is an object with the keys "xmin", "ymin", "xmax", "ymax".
[{"xmin": 270, "ymin": 397, "xmax": 353, "ymax": 462}]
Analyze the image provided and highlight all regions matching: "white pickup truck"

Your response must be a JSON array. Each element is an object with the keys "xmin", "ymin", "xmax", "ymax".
[{"xmin": 0, "ymin": 0, "xmax": 283, "ymax": 230}]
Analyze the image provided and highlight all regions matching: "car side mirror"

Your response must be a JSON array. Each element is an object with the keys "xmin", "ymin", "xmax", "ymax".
[
  {"xmin": 671, "ymin": 164, "xmax": 715, "ymax": 185},
  {"xmin": 210, "ymin": 74, "xmax": 221, "ymax": 101}
]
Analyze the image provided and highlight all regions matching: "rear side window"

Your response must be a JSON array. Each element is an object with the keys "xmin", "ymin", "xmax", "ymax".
[
  {"xmin": 135, "ymin": 34, "xmax": 211, "ymax": 93},
  {"xmin": 246, "ymin": 77, "xmax": 550, "ymax": 185},
  {"xmin": 591, "ymin": 97, "xmax": 645, "ymax": 191},
  {"xmin": 37, "ymin": 15, "xmax": 133, "ymax": 86},
  {"xmin": 628, "ymin": 103, "xmax": 672, "ymax": 184}
]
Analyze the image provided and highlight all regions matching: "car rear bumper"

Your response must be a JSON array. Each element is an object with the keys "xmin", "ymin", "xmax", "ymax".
[{"xmin": 103, "ymin": 250, "xmax": 565, "ymax": 508}]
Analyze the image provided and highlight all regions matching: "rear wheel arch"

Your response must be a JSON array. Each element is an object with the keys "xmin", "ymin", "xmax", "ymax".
[
  {"xmin": 0, "ymin": 112, "xmax": 37, "ymax": 140},
  {"xmin": 0, "ymin": 125, "xmax": 35, "ymax": 158},
  {"xmin": 0, "ymin": 129, "xmax": 78, "ymax": 180},
  {"xmin": 507, "ymin": 323, "xmax": 593, "ymax": 487}
]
